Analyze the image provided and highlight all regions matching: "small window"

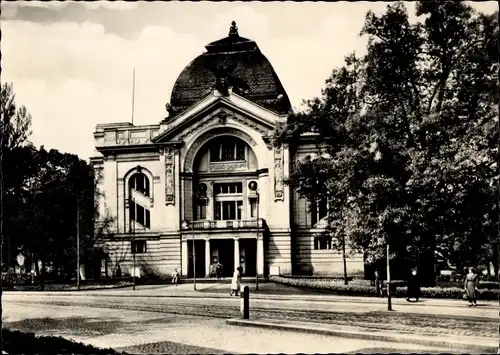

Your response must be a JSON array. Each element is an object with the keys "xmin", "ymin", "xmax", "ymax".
[
  {"xmin": 131, "ymin": 240, "xmax": 147, "ymax": 254},
  {"xmin": 314, "ymin": 235, "xmax": 332, "ymax": 250}
]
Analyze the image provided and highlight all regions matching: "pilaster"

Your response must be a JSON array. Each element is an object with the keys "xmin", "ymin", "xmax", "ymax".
[
  {"xmin": 181, "ymin": 240, "xmax": 188, "ymax": 276},
  {"xmin": 205, "ymin": 239, "xmax": 211, "ymax": 277}
]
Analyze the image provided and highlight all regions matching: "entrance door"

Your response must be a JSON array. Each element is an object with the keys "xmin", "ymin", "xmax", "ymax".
[
  {"xmin": 240, "ymin": 239, "xmax": 257, "ymax": 276},
  {"xmin": 188, "ymin": 240, "xmax": 206, "ymax": 278},
  {"xmin": 211, "ymin": 239, "xmax": 234, "ymax": 277}
]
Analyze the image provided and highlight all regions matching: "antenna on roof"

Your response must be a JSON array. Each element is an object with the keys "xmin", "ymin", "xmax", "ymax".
[{"xmin": 131, "ymin": 68, "xmax": 136, "ymax": 125}]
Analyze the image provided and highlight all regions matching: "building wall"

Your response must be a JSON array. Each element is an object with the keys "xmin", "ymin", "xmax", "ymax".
[
  {"xmin": 294, "ymin": 231, "xmax": 364, "ymax": 276},
  {"xmin": 93, "ymin": 106, "xmax": 366, "ymax": 279},
  {"xmin": 290, "ymin": 140, "xmax": 365, "ymax": 277},
  {"xmin": 104, "ymin": 236, "xmax": 181, "ymax": 277}
]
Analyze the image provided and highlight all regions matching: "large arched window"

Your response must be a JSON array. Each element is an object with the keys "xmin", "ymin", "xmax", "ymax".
[{"xmin": 128, "ymin": 172, "xmax": 151, "ymax": 229}]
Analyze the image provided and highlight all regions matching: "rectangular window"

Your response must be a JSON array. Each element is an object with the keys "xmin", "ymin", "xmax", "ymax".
[
  {"xmin": 215, "ymin": 201, "xmax": 243, "ymax": 220},
  {"xmin": 314, "ymin": 235, "xmax": 332, "ymax": 250},
  {"xmin": 250, "ymin": 200, "xmax": 257, "ymax": 218},
  {"xmin": 310, "ymin": 198, "xmax": 328, "ymax": 226},
  {"xmin": 131, "ymin": 240, "xmax": 147, "ymax": 254},
  {"xmin": 214, "ymin": 183, "xmax": 243, "ymax": 195},
  {"xmin": 195, "ymin": 203, "xmax": 206, "ymax": 220},
  {"xmin": 136, "ymin": 204, "xmax": 145, "ymax": 225},
  {"xmin": 129, "ymin": 201, "xmax": 151, "ymax": 229}
]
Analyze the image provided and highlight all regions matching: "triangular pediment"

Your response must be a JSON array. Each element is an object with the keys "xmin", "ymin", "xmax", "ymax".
[{"xmin": 153, "ymin": 92, "xmax": 286, "ymax": 144}]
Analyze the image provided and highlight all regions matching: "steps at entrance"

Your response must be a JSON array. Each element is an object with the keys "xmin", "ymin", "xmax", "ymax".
[{"xmin": 178, "ymin": 277, "xmax": 268, "ymax": 284}]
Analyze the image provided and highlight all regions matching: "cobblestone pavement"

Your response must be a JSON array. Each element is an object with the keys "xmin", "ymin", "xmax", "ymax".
[
  {"xmin": 6, "ymin": 293, "xmax": 498, "ymax": 339},
  {"xmin": 3, "ymin": 302, "xmax": 459, "ymax": 354},
  {"xmin": 115, "ymin": 341, "xmax": 228, "ymax": 354}
]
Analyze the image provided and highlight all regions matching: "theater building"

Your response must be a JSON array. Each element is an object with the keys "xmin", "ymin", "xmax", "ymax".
[{"xmin": 91, "ymin": 22, "xmax": 365, "ymax": 279}]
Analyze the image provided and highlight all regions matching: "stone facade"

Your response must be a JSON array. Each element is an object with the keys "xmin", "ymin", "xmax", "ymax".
[{"xmin": 91, "ymin": 24, "xmax": 365, "ymax": 279}]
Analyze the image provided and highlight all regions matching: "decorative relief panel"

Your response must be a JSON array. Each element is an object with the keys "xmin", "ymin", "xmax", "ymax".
[
  {"xmin": 209, "ymin": 161, "xmax": 247, "ymax": 172},
  {"xmin": 164, "ymin": 147, "xmax": 175, "ymax": 205},
  {"xmin": 274, "ymin": 144, "xmax": 284, "ymax": 201}
]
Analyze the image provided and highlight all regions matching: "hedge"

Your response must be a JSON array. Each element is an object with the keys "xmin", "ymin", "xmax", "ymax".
[
  {"xmin": 3, "ymin": 329, "xmax": 124, "ymax": 354},
  {"xmin": 270, "ymin": 276, "xmax": 500, "ymax": 300}
]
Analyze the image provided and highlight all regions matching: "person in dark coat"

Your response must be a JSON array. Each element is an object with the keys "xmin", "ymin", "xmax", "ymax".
[{"xmin": 406, "ymin": 268, "xmax": 420, "ymax": 302}]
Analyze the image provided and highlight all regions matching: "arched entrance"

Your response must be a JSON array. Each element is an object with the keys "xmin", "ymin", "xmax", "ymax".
[{"xmin": 184, "ymin": 129, "xmax": 262, "ymax": 278}]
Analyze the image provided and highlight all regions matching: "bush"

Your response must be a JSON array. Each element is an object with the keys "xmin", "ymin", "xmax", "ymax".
[
  {"xmin": 436, "ymin": 280, "xmax": 499, "ymax": 290},
  {"xmin": 3, "ymin": 329, "xmax": 124, "ymax": 354},
  {"xmin": 270, "ymin": 276, "xmax": 500, "ymax": 300}
]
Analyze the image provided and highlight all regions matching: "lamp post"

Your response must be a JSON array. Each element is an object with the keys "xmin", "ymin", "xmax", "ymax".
[
  {"xmin": 192, "ymin": 220, "xmax": 196, "ymax": 291},
  {"xmin": 76, "ymin": 203, "xmax": 80, "ymax": 291},
  {"xmin": 386, "ymin": 237, "xmax": 392, "ymax": 311},
  {"xmin": 256, "ymin": 191, "xmax": 259, "ymax": 291}
]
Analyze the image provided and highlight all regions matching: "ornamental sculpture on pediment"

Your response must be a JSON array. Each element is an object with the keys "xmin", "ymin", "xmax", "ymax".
[
  {"xmin": 164, "ymin": 147, "xmax": 175, "ymax": 205},
  {"xmin": 274, "ymin": 144, "xmax": 284, "ymax": 201}
]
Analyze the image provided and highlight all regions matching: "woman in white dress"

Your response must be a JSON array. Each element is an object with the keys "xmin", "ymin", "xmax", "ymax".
[{"xmin": 230, "ymin": 268, "xmax": 241, "ymax": 296}]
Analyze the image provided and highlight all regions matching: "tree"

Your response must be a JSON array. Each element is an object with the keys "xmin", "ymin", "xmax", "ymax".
[
  {"xmin": 276, "ymin": 1, "xmax": 498, "ymax": 284},
  {"xmin": 1, "ymin": 82, "xmax": 35, "ymax": 351}
]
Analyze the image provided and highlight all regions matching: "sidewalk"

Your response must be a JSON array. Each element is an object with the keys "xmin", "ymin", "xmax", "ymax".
[{"xmin": 226, "ymin": 317, "xmax": 499, "ymax": 354}]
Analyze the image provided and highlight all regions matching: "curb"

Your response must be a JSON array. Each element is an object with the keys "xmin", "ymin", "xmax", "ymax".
[
  {"xmin": 368, "ymin": 310, "xmax": 497, "ymax": 322},
  {"xmin": 226, "ymin": 318, "xmax": 499, "ymax": 354},
  {"xmin": 6, "ymin": 291, "xmax": 498, "ymax": 312}
]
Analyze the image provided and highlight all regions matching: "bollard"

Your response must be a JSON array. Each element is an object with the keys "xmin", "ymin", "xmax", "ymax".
[{"xmin": 240, "ymin": 286, "xmax": 249, "ymax": 319}]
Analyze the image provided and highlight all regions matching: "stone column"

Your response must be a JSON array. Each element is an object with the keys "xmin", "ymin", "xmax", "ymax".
[
  {"xmin": 181, "ymin": 239, "xmax": 188, "ymax": 277},
  {"xmin": 234, "ymin": 237, "xmax": 240, "ymax": 272},
  {"xmin": 205, "ymin": 239, "xmax": 211, "ymax": 277},
  {"xmin": 257, "ymin": 236, "xmax": 264, "ymax": 276}
]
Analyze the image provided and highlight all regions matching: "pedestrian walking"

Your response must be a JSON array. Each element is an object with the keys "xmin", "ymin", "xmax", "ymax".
[
  {"xmin": 171, "ymin": 268, "xmax": 179, "ymax": 286},
  {"xmin": 230, "ymin": 268, "xmax": 241, "ymax": 296},
  {"xmin": 464, "ymin": 267, "xmax": 479, "ymax": 307},
  {"xmin": 406, "ymin": 268, "xmax": 420, "ymax": 302}
]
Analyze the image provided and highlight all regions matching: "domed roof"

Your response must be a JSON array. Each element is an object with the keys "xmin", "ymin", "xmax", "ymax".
[{"xmin": 168, "ymin": 22, "xmax": 292, "ymax": 117}]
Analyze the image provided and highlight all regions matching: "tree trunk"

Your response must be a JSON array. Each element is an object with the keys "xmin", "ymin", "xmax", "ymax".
[{"xmin": 342, "ymin": 234, "xmax": 348, "ymax": 285}]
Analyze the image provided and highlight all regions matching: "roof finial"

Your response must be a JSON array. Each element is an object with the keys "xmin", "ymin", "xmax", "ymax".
[{"xmin": 229, "ymin": 21, "xmax": 239, "ymax": 37}]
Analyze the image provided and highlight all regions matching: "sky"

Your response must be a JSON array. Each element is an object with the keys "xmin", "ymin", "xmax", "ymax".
[{"xmin": 1, "ymin": 1, "xmax": 498, "ymax": 161}]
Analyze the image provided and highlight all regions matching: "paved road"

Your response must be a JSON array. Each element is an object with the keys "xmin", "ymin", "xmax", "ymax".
[
  {"xmin": 3, "ymin": 294, "xmax": 468, "ymax": 354},
  {"xmin": 6, "ymin": 291, "xmax": 497, "ymax": 339}
]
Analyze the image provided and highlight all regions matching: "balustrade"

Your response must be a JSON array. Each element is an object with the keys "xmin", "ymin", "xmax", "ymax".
[{"xmin": 183, "ymin": 218, "xmax": 265, "ymax": 231}]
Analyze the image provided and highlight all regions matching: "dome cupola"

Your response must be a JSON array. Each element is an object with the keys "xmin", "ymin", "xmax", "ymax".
[{"xmin": 167, "ymin": 21, "xmax": 292, "ymax": 117}]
